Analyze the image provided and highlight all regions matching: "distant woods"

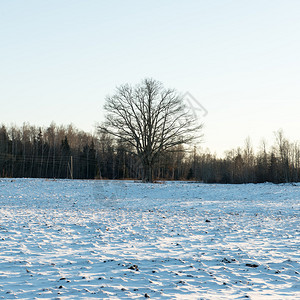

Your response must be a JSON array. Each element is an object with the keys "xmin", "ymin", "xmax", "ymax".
[
  {"xmin": 0, "ymin": 123, "xmax": 299, "ymax": 183},
  {"xmin": 0, "ymin": 123, "xmax": 97, "ymax": 180}
]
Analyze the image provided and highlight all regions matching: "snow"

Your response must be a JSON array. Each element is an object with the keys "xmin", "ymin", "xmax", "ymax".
[{"xmin": 0, "ymin": 179, "xmax": 299, "ymax": 299}]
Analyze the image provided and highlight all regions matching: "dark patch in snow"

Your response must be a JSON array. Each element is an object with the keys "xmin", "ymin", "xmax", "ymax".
[{"xmin": 245, "ymin": 263, "xmax": 259, "ymax": 268}]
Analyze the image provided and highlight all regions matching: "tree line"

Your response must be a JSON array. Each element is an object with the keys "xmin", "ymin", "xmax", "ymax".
[
  {"xmin": 0, "ymin": 123, "xmax": 97, "ymax": 179},
  {"xmin": 0, "ymin": 123, "xmax": 299, "ymax": 183},
  {"xmin": 192, "ymin": 133, "xmax": 300, "ymax": 183}
]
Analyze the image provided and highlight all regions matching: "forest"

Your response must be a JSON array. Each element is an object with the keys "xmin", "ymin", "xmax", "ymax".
[{"xmin": 0, "ymin": 123, "xmax": 299, "ymax": 183}]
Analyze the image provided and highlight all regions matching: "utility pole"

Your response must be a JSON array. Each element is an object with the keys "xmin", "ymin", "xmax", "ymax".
[
  {"xmin": 193, "ymin": 145, "xmax": 197, "ymax": 179},
  {"xmin": 53, "ymin": 138, "xmax": 55, "ymax": 178},
  {"xmin": 70, "ymin": 155, "xmax": 73, "ymax": 179},
  {"xmin": 11, "ymin": 132, "xmax": 14, "ymax": 177},
  {"xmin": 86, "ymin": 151, "xmax": 89, "ymax": 179},
  {"xmin": 68, "ymin": 156, "xmax": 74, "ymax": 179}
]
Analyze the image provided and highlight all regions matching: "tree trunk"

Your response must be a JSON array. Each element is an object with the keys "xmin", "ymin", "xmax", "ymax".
[{"xmin": 143, "ymin": 163, "xmax": 153, "ymax": 183}]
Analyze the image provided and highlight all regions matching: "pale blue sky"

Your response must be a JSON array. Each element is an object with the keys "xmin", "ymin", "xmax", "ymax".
[{"xmin": 1, "ymin": 1, "xmax": 299, "ymax": 155}]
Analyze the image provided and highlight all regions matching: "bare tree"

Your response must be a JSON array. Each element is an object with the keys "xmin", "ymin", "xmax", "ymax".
[
  {"xmin": 275, "ymin": 130, "xmax": 290, "ymax": 182},
  {"xmin": 99, "ymin": 78, "xmax": 203, "ymax": 182},
  {"xmin": 243, "ymin": 137, "xmax": 255, "ymax": 182}
]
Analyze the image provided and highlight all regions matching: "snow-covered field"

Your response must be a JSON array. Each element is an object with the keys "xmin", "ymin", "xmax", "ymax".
[{"xmin": 0, "ymin": 179, "xmax": 299, "ymax": 299}]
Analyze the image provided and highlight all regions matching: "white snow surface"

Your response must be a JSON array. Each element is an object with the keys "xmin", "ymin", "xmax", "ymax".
[{"xmin": 0, "ymin": 179, "xmax": 299, "ymax": 299}]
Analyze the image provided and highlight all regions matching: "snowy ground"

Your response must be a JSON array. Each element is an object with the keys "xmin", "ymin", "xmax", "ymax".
[{"xmin": 0, "ymin": 179, "xmax": 299, "ymax": 299}]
